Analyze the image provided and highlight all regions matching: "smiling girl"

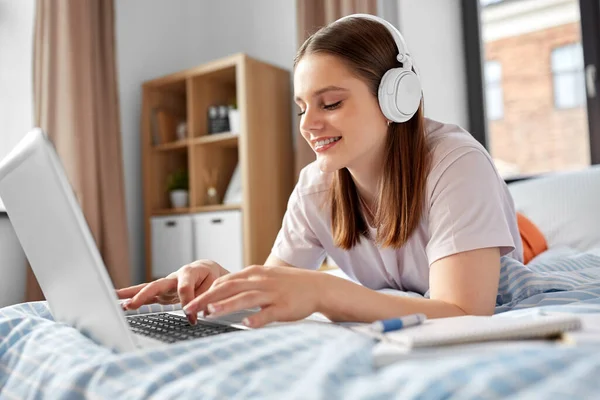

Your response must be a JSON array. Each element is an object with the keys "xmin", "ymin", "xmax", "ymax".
[{"xmin": 118, "ymin": 14, "xmax": 522, "ymax": 328}]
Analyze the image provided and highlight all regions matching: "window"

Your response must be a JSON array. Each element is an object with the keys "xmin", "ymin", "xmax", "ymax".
[
  {"xmin": 552, "ymin": 43, "xmax": 586, "ymax": 109},
  {"xmin": 484, "ymin": 61, "xmax": 503, "ymax": 120},
  {"xmin": 463, "ymin": 0, "xmax": 599, "ymax": 178}
]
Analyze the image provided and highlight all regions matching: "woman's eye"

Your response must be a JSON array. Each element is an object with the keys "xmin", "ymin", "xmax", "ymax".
[
  {"xmin": 323, "ymin": 101, "xmax": 342, "ymax": 110},
  {"xmin": 297, "ymin": 101, "xmax": 341, "ymax": 116}
]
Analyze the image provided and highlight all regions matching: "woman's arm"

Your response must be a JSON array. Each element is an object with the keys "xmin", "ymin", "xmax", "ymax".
[
  {"xmin": 182, "ymin": 247, "xmax": 500, "ymax": 327},
  {"xmin": 317, "ymin": 247, "xmax": 500, "ymax": 322},
  {"xmin": 264, "ymin": 254, "xmax": 296, "ymax": 267}
]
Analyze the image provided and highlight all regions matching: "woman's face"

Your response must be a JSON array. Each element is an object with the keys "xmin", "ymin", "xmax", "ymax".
[{"xmin": 294, "ymin": 53, "xmax": 389, "ymax": 173}]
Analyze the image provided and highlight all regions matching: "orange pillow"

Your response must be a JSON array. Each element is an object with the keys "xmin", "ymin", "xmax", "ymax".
[{"xmin": 516, "ymin": 212, "xmax": 548, "ymax": 264}]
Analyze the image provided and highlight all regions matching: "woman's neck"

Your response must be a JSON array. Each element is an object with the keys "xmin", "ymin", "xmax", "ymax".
[{"xmin": 347, "ymin": 155, "xmax": 383, "ymax": 210}]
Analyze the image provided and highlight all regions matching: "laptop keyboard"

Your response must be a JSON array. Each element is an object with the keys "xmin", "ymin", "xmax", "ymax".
[{"xmin": 126, "ymin": 312, "xmax": 242, "ymax": 343}]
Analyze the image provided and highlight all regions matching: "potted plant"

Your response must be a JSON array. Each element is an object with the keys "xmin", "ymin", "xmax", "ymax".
[{"xmin": 166, "ymin": 169, "xmax": 189, "ymax": 208}]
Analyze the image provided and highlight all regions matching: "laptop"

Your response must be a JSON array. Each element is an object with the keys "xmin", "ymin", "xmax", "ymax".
[{"xmin": 0, "ymin": 129, "xmax": 256, "ymax": 352}]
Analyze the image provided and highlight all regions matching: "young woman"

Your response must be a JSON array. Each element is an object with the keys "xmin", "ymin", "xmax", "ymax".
[{"xmin": 118, "ymin": 14, "xmax": 522, "ymax": 328}]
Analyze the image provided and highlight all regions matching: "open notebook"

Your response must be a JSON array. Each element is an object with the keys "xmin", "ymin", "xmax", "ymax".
[{"xmin": 351, "ymin": 313, "xmax": 581, "ymax": 349}]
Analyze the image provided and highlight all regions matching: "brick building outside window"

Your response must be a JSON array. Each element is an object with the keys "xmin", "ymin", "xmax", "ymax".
[{"xmin": 481, "ymin": 0, "xmax": 591, "ymax": 178}]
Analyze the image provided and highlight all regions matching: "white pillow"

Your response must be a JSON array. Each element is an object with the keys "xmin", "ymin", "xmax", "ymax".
[{"xmin": 508, "ymin": 165, "xmax": 600, "ymax": 252}]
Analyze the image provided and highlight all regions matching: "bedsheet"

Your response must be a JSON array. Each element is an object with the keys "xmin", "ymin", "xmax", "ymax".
[{"xmin": 1, "ymin": 249, "xmax": 600, "ymax": 399}]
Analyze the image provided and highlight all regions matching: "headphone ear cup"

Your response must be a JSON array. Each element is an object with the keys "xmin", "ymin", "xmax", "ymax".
[{"xmin": 378, "ymin": 68, "xmax": 422, "ymax": 123}]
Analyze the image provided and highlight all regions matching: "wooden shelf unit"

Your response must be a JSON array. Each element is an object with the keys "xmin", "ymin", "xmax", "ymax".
[{"xmin": 141, "ymin": 53, "xmax": 293, "ymax": 281}]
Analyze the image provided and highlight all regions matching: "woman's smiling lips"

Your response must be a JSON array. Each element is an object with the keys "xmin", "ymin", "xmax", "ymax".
[{"xmin": 311, "ymin": 136, "xmax": 342, "ymax": 152}]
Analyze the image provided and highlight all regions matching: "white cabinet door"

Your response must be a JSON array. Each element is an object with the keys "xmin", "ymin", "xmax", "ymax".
[
  {"xmin": 192, "ymin": 210, "xmax": 243, "ymax": 272},
  {"xmin": 0, "ymin": 216, "xmax": 26, "ymax": 307},
  {"xmin": 151, "ymin": 215, "xmax": 194, "ymax": 278}
]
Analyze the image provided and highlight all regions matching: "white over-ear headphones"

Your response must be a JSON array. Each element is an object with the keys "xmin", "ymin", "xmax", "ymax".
[{"xmin": 335, "ymin": 14, "xmax": 422, "ymax": 123}]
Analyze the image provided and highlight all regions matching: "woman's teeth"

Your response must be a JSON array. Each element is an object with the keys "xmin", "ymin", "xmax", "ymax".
[{"xmin": 316, "ymin": 137, "xmax": 341, "ymax": 147}]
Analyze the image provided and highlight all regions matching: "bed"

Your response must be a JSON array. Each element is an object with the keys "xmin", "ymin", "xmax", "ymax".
[{"xmin": 1, "ymin": 166, "xmax": 600, "ymax": 399}]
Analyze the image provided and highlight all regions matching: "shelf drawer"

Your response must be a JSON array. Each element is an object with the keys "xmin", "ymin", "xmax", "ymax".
[
  {"xmin": 192, "ymin": 210, "xmax": 243, "ymax": 272},
  {"xmin": 151, "ymin": 215, "xmax": 194, "ymax": 278}
]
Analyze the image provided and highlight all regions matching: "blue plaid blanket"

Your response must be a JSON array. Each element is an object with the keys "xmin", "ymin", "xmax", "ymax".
[{"xmin": 1, "ymin": 248, "xmax": 600, "ymax": 399}]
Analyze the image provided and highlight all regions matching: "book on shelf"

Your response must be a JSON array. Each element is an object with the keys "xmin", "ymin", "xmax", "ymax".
[{"xmin": 151, "ymin": 108, "xmax": 181, "ymax": 145}]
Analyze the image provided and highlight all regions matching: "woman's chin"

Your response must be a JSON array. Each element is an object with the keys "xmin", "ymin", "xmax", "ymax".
[{"xmin": 317, "ymin": 156, "xmax": 343, "ymax": 173}]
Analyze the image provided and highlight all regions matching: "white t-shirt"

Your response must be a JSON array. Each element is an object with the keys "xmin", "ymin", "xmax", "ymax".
[{"xmin": 271, "ymin": 118, "xmax": 523, "ymax": 295}]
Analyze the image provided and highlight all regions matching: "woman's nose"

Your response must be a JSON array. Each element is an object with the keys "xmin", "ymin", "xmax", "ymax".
[{"xmin": 299, "ymin": 108, "xmax": 324, "ymax": 133}]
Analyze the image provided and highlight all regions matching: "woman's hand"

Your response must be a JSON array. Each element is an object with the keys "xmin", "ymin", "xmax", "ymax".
[
  {"xmin": 116, "ymin": 259, "xmax": 229, "ymax": 324},
  {"xmin": 182, "ymin": 265, "xmax": 325, "ymax": 328}
]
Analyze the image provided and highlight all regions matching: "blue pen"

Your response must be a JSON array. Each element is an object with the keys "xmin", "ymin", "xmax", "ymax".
[{"xmin": 370, "ymin": 313, "xmax": 426, "ymax": 333}]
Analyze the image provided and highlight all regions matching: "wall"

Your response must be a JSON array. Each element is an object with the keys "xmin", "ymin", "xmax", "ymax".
[
  {"xmin": 0, "ymin": 0, "xmax": 35, "ymax": 161},
  {"xmin": 0, "ymin": 0, "xmax": 34, "ymax": 306},
  {"xmin": 115, "ymin": 0, "xmax": 297, "ymax": 285},
  {"xmin": 396, "ymin": 0, "xmax": 469, "ymax": 128}
]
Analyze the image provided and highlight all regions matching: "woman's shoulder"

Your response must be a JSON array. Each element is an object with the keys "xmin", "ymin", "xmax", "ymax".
[
  {"xmin": 424, "ymin": 117, "xmax": 493, "ymax": 174},
  {"xmin": 295, "ymin": 161, "xmax": 332, "ymax": 198}
]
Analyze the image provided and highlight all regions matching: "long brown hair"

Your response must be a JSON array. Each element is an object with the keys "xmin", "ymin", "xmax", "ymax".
[{"xmin": 295, "ymin": 17, "xmax": 430, "ymax": 250}]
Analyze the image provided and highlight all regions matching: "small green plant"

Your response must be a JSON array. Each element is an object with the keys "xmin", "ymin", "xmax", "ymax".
[{"xmin": 166, "ymin": 169, "xmax": 189, "ymax": 192}]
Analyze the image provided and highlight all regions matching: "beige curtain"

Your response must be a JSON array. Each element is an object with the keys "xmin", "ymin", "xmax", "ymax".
[
  {"xmin": 27, "ymin": 0, "xmax": 130, "ymax": 301},
  {"xmin": 295, "ymin": 0, "xmax": 377, "ymax": 177}
]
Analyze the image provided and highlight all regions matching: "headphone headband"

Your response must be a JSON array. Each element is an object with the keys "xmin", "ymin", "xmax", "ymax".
[{"xmin": 335, "ymin": 13, "xmax": 413, "ymax": 70}]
